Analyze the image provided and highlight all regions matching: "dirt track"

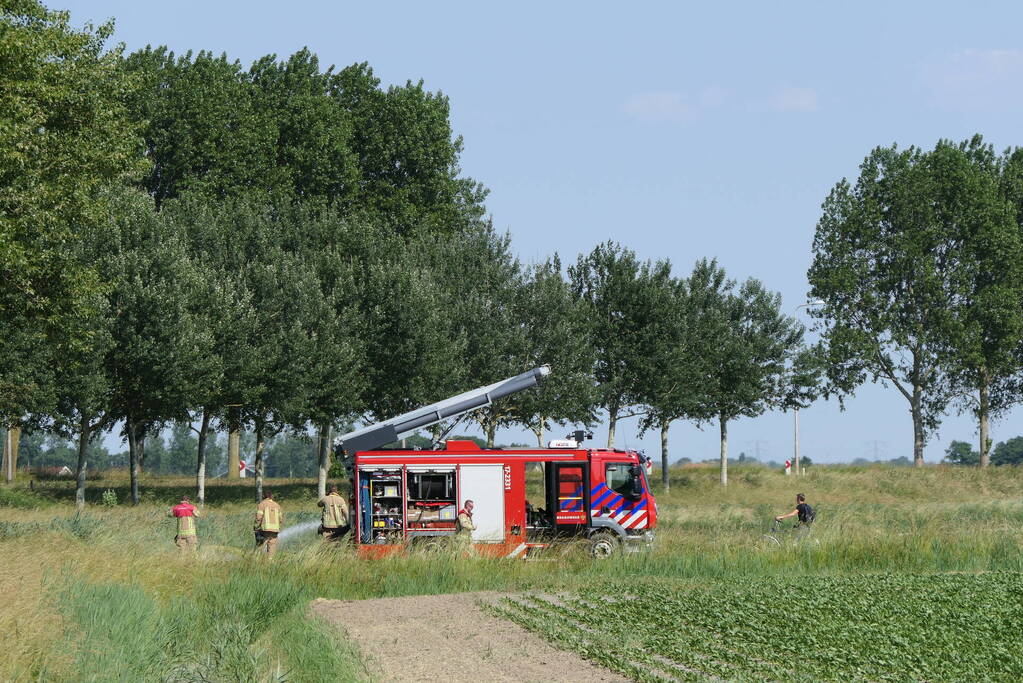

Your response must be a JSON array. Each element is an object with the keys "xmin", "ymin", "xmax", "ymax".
[{"xmin": 310, "ymin": 593, "xmax": 628, "ymax": 682}]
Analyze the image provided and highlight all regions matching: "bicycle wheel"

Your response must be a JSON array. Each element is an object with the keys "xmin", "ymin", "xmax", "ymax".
[
  {"xmin": 758, "ymin": 534, "xmax": 782, "ymax": 550},
  {"xmin": 794, "ymin": 528, "xmax": 820, "ymax": 549}
]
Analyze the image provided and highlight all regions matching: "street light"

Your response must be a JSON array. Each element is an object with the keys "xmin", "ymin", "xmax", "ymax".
[
  {"xmin": 795, "ymin": 300, "xmax": 825, "ymax": 312},
  {"xmin": 792, "ymin": 300, "xmax": 824, "ymax": 475}
]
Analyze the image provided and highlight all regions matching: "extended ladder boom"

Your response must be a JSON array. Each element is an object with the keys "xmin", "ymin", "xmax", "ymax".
[{"xmin": 337, "ymin": 365, "xmax": 550, "ymax": 455}]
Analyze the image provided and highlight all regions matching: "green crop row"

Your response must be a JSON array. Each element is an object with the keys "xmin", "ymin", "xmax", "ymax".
[{"xmin": 498, "ymin": 573, "xmax": 1023, "ymax": 681}]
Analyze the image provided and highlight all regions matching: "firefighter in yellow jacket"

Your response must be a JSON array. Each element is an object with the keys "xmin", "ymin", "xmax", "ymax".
[
  {"xmin": 454, "ymin": 499, "xmax": 477, "ymax": 556},
  {"xmin": 168, "ymin": 495, "xmax": 200, "ymax": 552},
  {"xmin": 317, "ymin": 484, "xmax": 349, "ymax": 542},
  {"xmin": 254, "ymin": 490, "xmax": 283, "ymax": 556}
]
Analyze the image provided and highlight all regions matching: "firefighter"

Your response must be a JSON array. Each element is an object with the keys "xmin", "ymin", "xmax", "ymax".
[
  {"xmin": 454, "ymin": 499, "xmax": 477, "ymax": 556},
  {"xmin": 254, "ymin": 490, "xmax": 283, "ymax": 556},
  {"xmin": 169, "ymin": 494, "xmax": 200, "ymax": 552},
  {"xmin": 317, "ymin": 484, "xmax": 349, "ymax": 542}
]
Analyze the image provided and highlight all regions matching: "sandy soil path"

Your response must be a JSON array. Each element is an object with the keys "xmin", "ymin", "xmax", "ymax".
[{"xmin": 310, "ymin": 592, "xmax": 629, "ymax": 683}]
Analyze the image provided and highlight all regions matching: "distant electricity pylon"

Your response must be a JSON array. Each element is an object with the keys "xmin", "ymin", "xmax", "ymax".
[
  {"xmin": 864, "ymin": 440, "xmax": 888, "ymax": 460},
  {"xmin": 745, "ymin": 440, "xmax": 770, "ymax": 460}
]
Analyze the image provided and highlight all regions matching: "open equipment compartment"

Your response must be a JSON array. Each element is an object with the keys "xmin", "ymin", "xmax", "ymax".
[
  {"xmin": 405, "ymin": 466, "xmax": 457, "ymax": 536},
  {"xmin": 359, "ymin": 467, "xmax": 404, "ymax": 544}
]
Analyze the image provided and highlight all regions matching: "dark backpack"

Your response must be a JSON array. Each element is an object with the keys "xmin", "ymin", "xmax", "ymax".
[{"xmin": 799, "ymin": 503, "xmax": 816, "ymax": 525}]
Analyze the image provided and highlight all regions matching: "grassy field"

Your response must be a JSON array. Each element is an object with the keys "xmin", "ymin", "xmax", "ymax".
[{"xmin": 1, "ymin": 464, "xmax": 1021, "ymax": 681}]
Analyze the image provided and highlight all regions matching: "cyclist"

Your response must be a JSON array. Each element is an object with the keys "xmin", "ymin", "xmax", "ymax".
[{"xmin": 775, "ymin": 493, "xmax": 815, "ymax": 528}]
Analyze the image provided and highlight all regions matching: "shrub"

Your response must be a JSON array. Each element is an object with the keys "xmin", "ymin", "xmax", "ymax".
[{"xmin": 0, "ymin": 487, "xmax": 43, "ymax": 509}]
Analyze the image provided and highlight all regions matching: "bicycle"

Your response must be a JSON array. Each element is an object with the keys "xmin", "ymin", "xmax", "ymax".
[{"xmin": 759, "ymin": 520, "xmax": 820, "ymax": 550}]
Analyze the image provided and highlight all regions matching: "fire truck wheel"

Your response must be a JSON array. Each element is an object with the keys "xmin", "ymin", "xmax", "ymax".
[{"xmin": 588, "ymin": 530, "xmax": 621, "ymax": 559}]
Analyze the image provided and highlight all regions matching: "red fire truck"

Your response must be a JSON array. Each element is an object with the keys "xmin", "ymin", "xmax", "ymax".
[{"xmin": 338, "ymin": 367, "xmax": 657, "ymax": 558}]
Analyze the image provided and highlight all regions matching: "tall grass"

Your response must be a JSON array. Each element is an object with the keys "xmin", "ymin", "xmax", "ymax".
[{"xmin": 0, "ymin": 465, "xmax": 1021, "ymax": 680}]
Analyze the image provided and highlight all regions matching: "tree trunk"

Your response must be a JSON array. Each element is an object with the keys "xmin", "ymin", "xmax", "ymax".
[
  {"xmin": 127, "ymin": 419, "xmax": 140, "ymax": 504},
  {"xmin": 138, "ymin": 432, "xmax": 146, "ymax": 476},
  {"xmin": 75, "ymin": 416, "xmax": 90, "ymax": 510},
  {"xmin": 978, "ymin": 381, "xmax": 990, "ymax": 468},
  {"xmin": 254, "ymin": 421, "xmax": 266, "ymax": 503},
  {"xmin": 196, "ymin": 408, "xmax": 210, "ymax": 505},
  {"xmin": 911, "ymin": 385, "xmax": 925, "ymax": 467},
  {"xmin": 317, "ymin": 420, "xmax": 331, "ymax": 498},
  {"xmin": 660, "ymin": 421, "xmax": 670, "ymax": 491},
  {"xmin": 485, "ymin": 420, "xmax": 497, "ymax": 448},
  {"xmin": 607, "ymin": 409, "xmax": 617, "ymax": 449},
  {"xmin": 4, "ymin": 423, "xmax": 21, "ymax": 483},
  {"xmin": 228, "ymin": 406, "xmax": 241, "ymax": 479},
  {"xmin": 719, "ymin": 414, "xmax": 728, "ymax": 486}
]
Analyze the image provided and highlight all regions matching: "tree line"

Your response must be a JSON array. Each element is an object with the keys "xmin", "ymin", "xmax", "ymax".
[
  {"xmin": 944, "ymin": 437, "xmax": 1023, "ymax": 467},
  {"xmin": 809, "ymin": 136, "xmax": 1023, "ymax": 467},
  {"xmin": 2, "ymin": 2, "xmax": 817, "ymax": 507},
  {"xmin": 5, "ymin": 3, "xmax": 1023, "ymax": 512}
]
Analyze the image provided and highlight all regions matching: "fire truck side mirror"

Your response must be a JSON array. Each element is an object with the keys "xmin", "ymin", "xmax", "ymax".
[{"xmin": 628, "ymin": 465, "xmax": 644, "ymax": 499}]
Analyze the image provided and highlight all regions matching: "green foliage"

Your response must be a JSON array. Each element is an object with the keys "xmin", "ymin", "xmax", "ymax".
[
  {"xmin": 263, "ymin": 433, "xmax": 317, "ymax": 478},
  {"xmin": 680, "ymin": 260, "xmax": 804, "ymax": 484},
  {"xmin": 0, "ymin": 0, "xmax": 146, "ymax": 420},
  {"xmin": 634, "ymin": 263, "xmax": 716, "ymax": 432},
  {"xmin": 423, "ymin": 225, "xmax": 527, "ymax": 444},
  {"xmin": 122, "ymin": 49, "xmax": 486, "ymax": 233},
  {"xmin": 122, "ymin": 47, "xmax": 280, "ymax": 206},
  {"xmin": 95, "ymin": 190, "xmax": 216, "ymax": 501},
  {"xmin": 992, "ymin": 436, "xmax": 1023, "ymax": 466},
  {"xmin": 927, "ymin": 138, "xmax": 1023, "ymax": 465},
  {"xmin": 509, "ymin": 256, "xmax": 597, "ymax": 443},
  {"xmin": 569, "ymin": 242, "xmax": 651, "ymax": 446},
  {"xmin": 709, "ymin": 274, "xmax": 803, "ymax": 425},
  {"xmin": 808, "ymin": 136, "xmax": 1023, "ymax": 465},
  {"xmin": 0, "ymin": 486, "xmax": 43, "ymax": 509},
  {"xmin": 100, "ymin": 488, "xmax": 117, "ymax": 507},
  {"xmin": 336, "ymin": 62, "xmax": 488, "ymax": 235},
  {"xmin": 944, "ymin": 439, "xmax": 980, "ymax": 466}
]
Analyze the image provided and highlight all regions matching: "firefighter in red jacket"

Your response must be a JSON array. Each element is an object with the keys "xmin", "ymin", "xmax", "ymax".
[
  {"xmin": 254, "ymin": 490, "xmax": 283, "ymax": 557},
  {"xmin": 169, "ymin": 495, "xmax": 200, "ymax": 552},
  {"xmin": 454, "ymin": 499, "xmax": 476, "ymax": 556}
]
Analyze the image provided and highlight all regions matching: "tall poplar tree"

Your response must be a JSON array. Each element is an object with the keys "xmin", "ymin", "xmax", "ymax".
[
  {"xmin": 104, "ymin": 193, "xmax": 215, "ymax": 503},
  {"xmin": 509, "ymin": 256, "xmax": 597, "ymax": 446},
  {"xmin": 1, "ymin": 1, "xmax": 145, "ymax": 424},
  {"xmin": 569, "ymin": 242, "xmax": 648, "ymax": 448},
  {"xmin": 703, "ymin": 270, "xmax": 803, "ymax": 485},
  {"xmin": 635, "ymin": 265, "xmax": 722, "ymax": 490},
  {"xmin": 929, "ymin": 138, "xmax": 1023, "ymax": 467}
]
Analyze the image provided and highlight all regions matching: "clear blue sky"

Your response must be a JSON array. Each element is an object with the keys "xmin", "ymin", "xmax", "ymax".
[{"xmin": 66, "ymin": 0, "xmax": 1023, "ymax": 463}]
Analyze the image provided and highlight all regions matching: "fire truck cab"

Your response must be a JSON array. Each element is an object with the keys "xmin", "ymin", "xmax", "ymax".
[{"xmin": 352, "ymin": 439, "xmax": 656, "ymax": 558}]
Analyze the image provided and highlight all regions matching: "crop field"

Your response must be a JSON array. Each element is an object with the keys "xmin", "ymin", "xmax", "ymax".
[
  {"xmin": 1, "ymin": 465, "xmax": 1022, "ymax": 681},
  {"xmin": 492, "ymin": 573, "xmax": 1023, "ymax": 681}
]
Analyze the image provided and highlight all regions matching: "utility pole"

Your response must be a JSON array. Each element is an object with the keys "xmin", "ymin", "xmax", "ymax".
[
  {"xmin": 791, "ymin": 300, "xmax": 823, "ymax": 479},
  {"xmin": 793, "ymin": 408, "xmax": 800, "ymax": 476}
]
